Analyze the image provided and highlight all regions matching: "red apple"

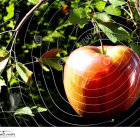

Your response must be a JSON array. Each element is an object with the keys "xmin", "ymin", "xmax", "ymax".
[{"xmin": 63, "ymin": 45, "xmax": 140, "ymax": 119}]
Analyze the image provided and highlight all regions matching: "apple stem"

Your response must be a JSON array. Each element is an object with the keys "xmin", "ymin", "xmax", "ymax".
[{"xmin": 92, "ymin": 19, "xmax": 105, "ymax": 55}]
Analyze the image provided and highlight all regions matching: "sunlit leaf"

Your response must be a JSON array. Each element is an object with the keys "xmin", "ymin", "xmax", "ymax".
[
  {"xmin": 109, "ymin": 0, "xmax": 126, "ymax": 8},
  {"xmin": 37, "ymin": 107, "xmax": 47, "ymax": 112},
  {"xmin": 41, "ymin": 64, "xmax": 49, "ymax": 72},
  {"xmin": 31, "ymin": 106, "xmax": 47, "ymax": 113},
  {"xmin": 14, "ymin": 107, "xmax": 34, "ymax": 116},
  {"xmin": 9, "ymin": 72, "xmax": 19, "ymax": 87},
  {"xmin": 0, "ymin": 49, "xmax": 9, "ymax": 73},
  {"xmin": 67, "ymin": 8, "xmax": 88, "ymax": 26},
  {"xmin": 7, "ymin": 58, "xmax": 13, "ymax": 82},
  {"xmin": 62, "ymin": 57, "xmax": 68, "ymax": 63},
  {"xmin": 39, "ymin": 49, "xmax": 63, "ymax": 71},
  {"xmin": 98, "ymin": 22, "xmax": 130, "ymax": 43},
  {"xmin": 40, "ymin": 58, "xmax": 63, "ymax": 71},
  {"xmin": 94, "ymin": 13, "xmax": 111, "ymax": 22},
  {"xmin": 28, "ymin": 0, "xmax": 39, "ymax": 5},
  {"xmin": 4, "ymin": 3, "xmax": 14, "ymax": 21},
  {"xmin": 104, "ymin": 5, "xmax": 121, "ymax": 16},
  {"xmin": 7, "ymin": 65, "xmax": 13, "ymax": 82},
  {"xmin": 94, "ymin": 1, "xmax": 106, "ymax": 11},
  {"xmin": 16, "ymin": 62, "xmax": 33, "ymax": 85}
]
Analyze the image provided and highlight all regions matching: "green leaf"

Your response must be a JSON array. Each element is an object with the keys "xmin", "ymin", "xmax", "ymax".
[
  {"xmin": 39, "ymin": 49, "xmax": 63, "ymax": 71},
  {"xmin": 0, "ymin": 49, "xmax": 8, "ymax": 59},
  {"xmin": 40, "ymin": 58, "xmax": 63, "ymax": 71},
  {"xmin": 37, "ymin": 107, "xmax": 47, "ymax": 113},
  {"xmin": 0, "ymin": 49, "xmax": 9, "ymax": 73},
  {"xmin": 67, "ymin": 8, "xmax": 88, "ymax": 26},
  {"xmin": 7, "ymin": 65, "xmax": 13, "ymax": 82},
  {"xmin": 98, "ymin": 22, "xmax": 130, "ymax": 43},
  {"xmin": 94, "ymin": 1, "xmax": 106, "ymax": 11},
  {"xmin": 41, "ymin": 64, "xmax": 49, "ymax": 72},
  {"xmin": 4, "ymin": 3, "xmax": 14, "ymax": 21},
  {"xmin": 31, "ymin": 106, "xmax": 47, "ymax": 113},
  {"xmin": 130, "ymin": 43, "xmax": 140, "ymax": 57},
  {"xmin": 9, "ymin": 72, "xmax": 19, "ymax": 87},
  {"xmin": 28, "ymin": 0, "xmax": 39, "ymax": 5},
  {"xmin": 16, "ymin": 62, "xmax": 33, "ymax": 85},
  {"xmin": 31, "ymin": 106, "xmax": 38, "ymax": 109},
  {"xmin": 104, "ymin": 5, "xmax": 121, "ymax": 16},
  {"xmin": 14, "ymin": 107, "xmax": 34, "ymax": 116},
  {"xmin": 62, "ymin": 57, "xmax": 68, "ymax": 63},
  {"xmin": 7, "ymin": 58, "xmax": 13, "ymax": 82},
  {"xmin": 94, "ymin": 13, "xmax": 111, "ymax": 22},
  {"xmin": 109, "ymin": 0, "xmax": 126, "ymax": 8}
]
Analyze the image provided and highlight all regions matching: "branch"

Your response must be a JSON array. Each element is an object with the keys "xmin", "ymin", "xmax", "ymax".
[
  {"xmin": 0, "ymin": 0, "xmax": 46, "ymax": 36},
  {"xmin": 127, "ymin": 0, "xmax": 139, "ymax": 28},
  {"xmin": 15, "ymin": 0, "xmax": 46, "ymax": 31},
  {"xmin": 10, "ymin": 31, "xmax": 19, "ymax": 53},
  {"xmin": 0, "ymin": 30, "xmax": 16, "ymax": 35},
  {"xmin": 135, "ymin": 0, "xmax": 140, "ymax": 16}
]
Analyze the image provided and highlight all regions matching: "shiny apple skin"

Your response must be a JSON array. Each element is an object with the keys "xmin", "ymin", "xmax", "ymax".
[{"xmin": 63, "ymin": 46, "xmax": 140, "ymax": 119}]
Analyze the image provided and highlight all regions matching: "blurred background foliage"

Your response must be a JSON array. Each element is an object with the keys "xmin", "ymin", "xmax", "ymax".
[{"xmin": 0, "ymin": 0, "xmax": 140, "ymax": 126}]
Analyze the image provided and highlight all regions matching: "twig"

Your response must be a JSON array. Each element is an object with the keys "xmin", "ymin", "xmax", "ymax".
[
  {"xmin": 87, "ymin": 13, "xmax": 94, "ymax": 17},
  {"xmin": 15, "ymin": 0, "xmax": 46, "ymax": 31},
  {"xmin": 0, "ymin": 30, "xmax": 16, "ymax": 35},
  {"xmin": 135, "ymin": 0, "xmax": 140, "ymax": 16},
  {"xmin": 91, "ymin": 19, "xmax": 105, "ymax": 55},
  {"xmin": 0, "ymin": 0, "xmax": 46, "ymax": 37},
  {"xmin": 121, "ymin": 5, "xmax": 131, "ymax": 17},
  {"xmin": 10, "ymin": 31, "xmax": 19, "ymax": 52},
  {"xmin": 127, "ymin": 0, "xmax": 139, "ymax": 28}
]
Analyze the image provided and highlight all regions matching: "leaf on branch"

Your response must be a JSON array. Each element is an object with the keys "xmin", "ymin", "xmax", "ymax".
[
  {"xmin": 67, "ymin": 8, "xmax": 88, "ymax": 27},
  {"xmin": 130, "ymin": 43, "xmax": 140, "ymax": 57},
  {"xmin": 93, "ymin": 12, "xmax": 111, "ymax": 22},
  {"xmin": 98, "ymin": 22, "xmax": 130, "ymax": 43},
  {"xmin": 0, "ymin": 49, "xmax": 10, "ymax": 73},
  {"xmin": 37, "ymin": 107, "xmax": 47, "ymax": 113},
  {"xmin": 94, "ymin": 0, "xmax": 106, "ymax": 11},
  {"xmin": 9, "ymin": 72, "xmax": 19, "ymax": 87},
  {"xmin": 31, "ymin": 106, "xmax": 47, "ymax": 113},
  {"xmin": 39, "ymin": 49, "xmax": 63, "ymax": 71},
  {"xmin": 40, "ymin": 64, "xmax": 50, "ymax": 72},
  {"xmin": 104, "ymin": 5, "xmax": 121, "ymax": 16},
  {"xmin": 109, "ymin": 0, "xmax": 126, "ymax": 8},
  {"xmin": 7, "ymin": 58, "xmax": 13, "ymax": 82},
  {"xmin": 4, "ymin": 3, "xmax": 14, "ymax": 21},
  {"xmin": 16, "ymin": 62, "xmax": 33, "ymax": 86},
  {"xmin": 41, "ymin": 49, "xmax": 61, "ymax": 59},
  {"xmin": 14, "ymin": 107, "xmax": 34, "ymax": 116},
  {"xmin": 7, "ymin": 65, "xmax": 13, "ymax": 82}
]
